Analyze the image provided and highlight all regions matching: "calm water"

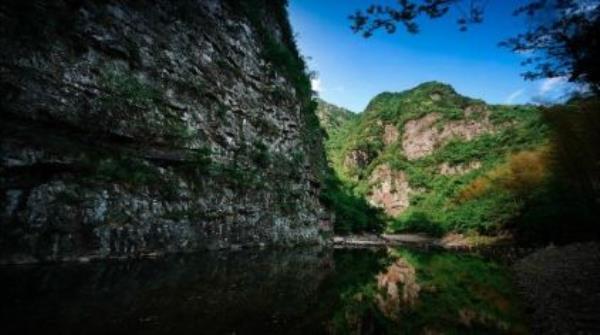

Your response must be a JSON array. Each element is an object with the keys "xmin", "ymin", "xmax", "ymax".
[{"xmin": 0, "ymin": 247, "xmax": 527, "ymax": 334}]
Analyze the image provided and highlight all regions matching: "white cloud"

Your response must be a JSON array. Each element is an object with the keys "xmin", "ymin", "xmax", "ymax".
[
  {"xmin": 569, "ymin": 1, "xmax": 599, "ymax": 15},
  {"xmin": 515, "ymin": 49, "xmax": 534, "ymax": 57},
  {"xmin": 505, "ymin": 88, "xmax": 525, "ymax": 104},
  {"xmin": 539, "ymin": 76, "xmax": 567, "ymax": 95},
  {"xmin": 531, "ymin": 76, "xmax": 589, "ymax": 105},
  {"xmin": 311, "ymin": 78, "xmax": 323, "ymax": 93}
]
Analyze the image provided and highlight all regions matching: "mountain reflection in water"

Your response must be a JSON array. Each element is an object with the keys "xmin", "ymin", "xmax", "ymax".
[{"xmin": 0, "ymin": 247, "xmax": 527, "ymax": 334}]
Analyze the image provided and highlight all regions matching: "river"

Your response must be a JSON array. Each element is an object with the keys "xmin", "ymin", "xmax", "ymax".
[{"xmin": 0, "ymin": 247, "xmax": 527, "ymax": 334}]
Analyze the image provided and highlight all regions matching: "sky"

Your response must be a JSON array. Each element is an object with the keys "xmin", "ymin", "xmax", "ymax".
[{"xmin": 288, "ymin": 0, "xmax": 573, "ymax": 112}]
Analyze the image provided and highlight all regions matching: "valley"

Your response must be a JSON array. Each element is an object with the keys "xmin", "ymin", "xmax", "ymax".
[{"xmin": 1, "ymin": 0, "xmax": 599, "ymax": 334}]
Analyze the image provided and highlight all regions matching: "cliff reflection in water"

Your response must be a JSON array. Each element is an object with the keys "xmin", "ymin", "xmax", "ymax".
[
  {"xmin": 329, "ymin": 248, "xmax": 527, "ymax": 334},
  {"xmin": 1, "ymin": 247, "xmax": 527, "ymax": 334}
]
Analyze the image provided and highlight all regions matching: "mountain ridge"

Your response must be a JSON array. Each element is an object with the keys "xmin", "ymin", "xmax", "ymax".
[
  {"xmin": 315, "ymin": 98, "xmax": 357, "ymax": 136},
  {"xmin": 318, "ymin": 82, "xmax": 549, "ymax": 235}
]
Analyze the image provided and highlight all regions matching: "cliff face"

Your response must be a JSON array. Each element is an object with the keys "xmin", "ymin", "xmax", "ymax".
[{"xmin": 0, "ymin": 0, "xmax": 331, "ymax": 263}]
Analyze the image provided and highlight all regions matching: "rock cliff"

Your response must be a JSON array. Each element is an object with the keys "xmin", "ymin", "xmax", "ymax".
[{"xmin": 0, "ymin": 0, "xmax": 331, "ymax": 263}]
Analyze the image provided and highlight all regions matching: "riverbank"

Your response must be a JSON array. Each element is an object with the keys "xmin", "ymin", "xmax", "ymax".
[
  {"xmin": 332, "ymin": 232, "xmax": 514, "ymax": 249},
  {"xmin": 514, "ymin": 242, "xmax": 600, "ymax": 335},
  {"xmin": 332, "ymin": 233, "xmax": 435, "ymax": 247}
]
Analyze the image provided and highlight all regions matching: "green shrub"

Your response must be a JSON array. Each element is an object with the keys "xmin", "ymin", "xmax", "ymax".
[
  {"xmin": 95, "ymin": 157, "xmax": 160, "ymax": 186},
  {"xmin": 391, "ymin": 211, "xmax": 444, "ymax": 237},
  {"xmin": 98, "ymin": 66, "xmax": 161, "ymax": 110},
  {"xmin": 251, "ymin": 141, "xmax": 270, "ymax": 168},
  {"xmin": 320, "ymin": 171, "xmax": 385, "ymax": 234},
  {"xmin": 217, "ymin": 162, "xmax": 260, "ymax": 189}
]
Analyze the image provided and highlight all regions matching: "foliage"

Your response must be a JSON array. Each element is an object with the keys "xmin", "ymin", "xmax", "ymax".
[
  {"xmin": 315, "ymin": 101, "xmax": 378, "ymax": 232},
  {"xmin": 499, "ymin": 0, "xmax": 600, "ymax": 91},
  {"xmin": 321, "ymin": 82, "xmax": 555, "ymax": 236},
  {"xmin": 511, "ymin": 97, "xmax": 600, "ymax": 243},
  {"xmin": 95, "ymin": 157, "xmax": 161, "ymax": 186},
  {"xmin": 390, "ymin": 210, "xmax": 445, "ymax": 236},
  {"xmin": 320, "ymin": 171, "xmax": 386, "ymax": 234},
  {"xmin": 250, "ymin": 141, "xmax": 271, "ymax": 168},
  {"xmin": 457, "ymin": 148, "xmax": 550, "ymax": 202},
  {"xmin": 315, "ymin": 98, "xmax": 358, "ymax": 136},
  {"xmin": 322, "ymin": 85, "xmax": 600, "ymax": 242},
  {"xmin": 544, "ymin": 98, "xmax": 600, "ymax": 209},
  {"xmin": 350, "ymin": 0, "xmax": 485, "ymax": 35},
  {"xmin": 347, "ymin": 2, "xmax": 600, "ymax": 241},
  {"xmin": 98, "ymin": 66, "xmax": 161, "ymax": 110}
]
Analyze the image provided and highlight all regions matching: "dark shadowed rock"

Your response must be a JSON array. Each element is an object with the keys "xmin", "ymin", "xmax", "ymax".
[{"xmin": 0, "ymin": 0, "xmax": 331, "ymax": 263}]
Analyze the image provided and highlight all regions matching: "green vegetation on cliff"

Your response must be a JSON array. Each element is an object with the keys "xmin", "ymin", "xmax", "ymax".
[
  {"xmin": 320, "ymin": 83, "xmax": 600, "ymax": 242},
  {"xmin": 320, "ymin": 82, "xmax": 558, "ymax": 237},
  {"xmin": 315, "ymin": 100, "xmax": 385, "ymax": 233},
  {"xmin": 315, "ymin": 98, "xmax": 357, "ymax": 136}
]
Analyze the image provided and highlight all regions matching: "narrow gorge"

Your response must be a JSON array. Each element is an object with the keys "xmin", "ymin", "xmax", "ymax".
[{"xmin": 2, "ymin": 1, "xmax": 599, "ymax": 334}]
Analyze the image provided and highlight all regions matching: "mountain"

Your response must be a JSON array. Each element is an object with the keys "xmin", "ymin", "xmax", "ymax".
[
  {"xmin": 324, "ymin": 82, "xmax": 550, "ymax": 235},
  {"xmin": 315, "ymin": 98, "xmax": 357, "ymax": 135}
]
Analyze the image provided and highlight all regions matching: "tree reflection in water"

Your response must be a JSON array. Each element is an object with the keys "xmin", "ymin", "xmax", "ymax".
[{"xmin": 329, "ymin": 247, "xmax": 528, "ymax": 335}]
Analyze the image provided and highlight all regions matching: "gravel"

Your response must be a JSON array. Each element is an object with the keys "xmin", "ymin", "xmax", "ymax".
[{"xmin": 513, "ymin": 242, "xmax": 600, "ymax": 335}]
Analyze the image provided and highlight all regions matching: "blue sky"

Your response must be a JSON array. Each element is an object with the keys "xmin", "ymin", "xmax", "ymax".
[{"xmin": 288, "ymin": 0, "xmax": 571, "ymax": 112}]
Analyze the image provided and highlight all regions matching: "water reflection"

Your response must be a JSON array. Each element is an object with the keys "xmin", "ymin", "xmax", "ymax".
[
  {"xmin": 0, "ymin": 247, "xmax": 526, "ymax": 334},
  {"xmin": 328, "ymin": 248, "xmax": 527, "ymax": 334},
  {"xmin": 375, "ymin": 256, "xmax": 420, "ymax": 319}
]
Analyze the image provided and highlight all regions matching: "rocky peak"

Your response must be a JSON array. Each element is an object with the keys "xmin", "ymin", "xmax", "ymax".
[
  {"xmin": 410, "ymin": 81, "xmax": 456, "ymax": 93},
  {"xmin": 363, "ymin": 81, "xmax": 462, "ymax": 115}
]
